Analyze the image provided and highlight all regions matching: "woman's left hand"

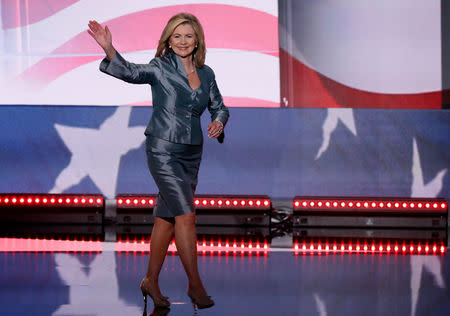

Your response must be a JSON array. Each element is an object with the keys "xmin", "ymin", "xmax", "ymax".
[{"xmin": 207, "ymin": 121, "xmax": 224, "ymax": 138}]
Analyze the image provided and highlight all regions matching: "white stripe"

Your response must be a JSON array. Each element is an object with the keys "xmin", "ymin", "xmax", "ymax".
[
  {"xmin": 2, "ymin": 0, "xmax": 277, "ymax": 54},
  {"xmin": 0, "ymin": 0, "xmax": 277, "ymax": 82},
  {"xmin": 30, "ymin": 49, "xmax": 279, "ymax": 106},
  {"xmin": 279, "ymin": 0, "xmax": 441, "ymax": 94}
]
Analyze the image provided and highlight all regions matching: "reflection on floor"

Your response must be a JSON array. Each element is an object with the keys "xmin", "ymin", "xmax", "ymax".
[{"xmin": 1, "ymin": 239, "xmax": 449, "ymax": 315}]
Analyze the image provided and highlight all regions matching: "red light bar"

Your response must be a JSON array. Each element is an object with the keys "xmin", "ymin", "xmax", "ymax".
[
  {"xmin": 0, "ymin": 237, "xmax": 270, "ymax": 254},
  {"xmin": 0, "ymin": 194, "xmax": 104, "ymax": 208},
  {"xmin": 0, "ymin": 237, "xmax": 103, "ymax": 252},
  {"xmin": 116, "ymin": 194, "xmax": 271, "ymax": 211},
  {"xmin": 115, "ymin": 237, "xmax": 270, "ymax": 253},
  {"xmin": 194, "ymin": 195, "xmax": 271, "ymax": 211},
  {"xmin": 116, "ymin": 194, "xmax": 157, "ymax": 208},
  {"xmin": 293, "ymin": 240, "xmax": 446, "ymax": 256},
  {"xmin": 293, "ymin": 197, "xmax": 447, "ymax": 214}
]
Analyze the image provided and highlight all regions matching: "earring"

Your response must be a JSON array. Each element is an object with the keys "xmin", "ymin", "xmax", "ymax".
[{"xmin": 169, "ymin": 44, "xmax": 172, "ymax": 49}]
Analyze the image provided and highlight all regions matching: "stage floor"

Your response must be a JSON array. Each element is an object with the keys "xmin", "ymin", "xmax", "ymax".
[{"xmin": 1, "ymin": 240, "xmax": 449, "ymax": 316}]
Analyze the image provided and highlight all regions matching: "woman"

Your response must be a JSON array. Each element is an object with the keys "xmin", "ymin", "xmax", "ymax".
[{"xmin": 88, "ymin": 13, "xmax": 229, "ymax": 310}]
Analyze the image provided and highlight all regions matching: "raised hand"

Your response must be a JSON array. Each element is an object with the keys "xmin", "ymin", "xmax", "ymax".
[{"xmin": 88, "ymin": 20, "xmax": 116, "ymax": 60}]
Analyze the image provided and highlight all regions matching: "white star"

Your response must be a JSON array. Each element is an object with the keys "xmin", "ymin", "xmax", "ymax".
[
  {"xmin": 411, "ymin": 138, "xmax": 447, "ymax": 197},
  {"xmin": 52, "ymin": 252, "xmax": 142, "ymax": 315},
  {"xmin": 410, "ymin": 138, "xmax": 447, "ymax": 316},
  {"xmin": 49, "ymin": 107, "xmax": 145, "ymax": 198},
  {"xmin": 315, "ymin": 109, "xmax": 357, "ymax": 160},
  {"xmin": 410, "ymin": 255, "xmax": 445, "ymax": 316},
  {"xmin": 313, "ymin": 293, "xmax": 327, "ymax": 316}
]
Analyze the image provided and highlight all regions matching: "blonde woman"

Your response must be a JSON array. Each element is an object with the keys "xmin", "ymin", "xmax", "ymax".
[{"xmin": 88, "ymin": 13, "xmax": 229, "ymax": 310}]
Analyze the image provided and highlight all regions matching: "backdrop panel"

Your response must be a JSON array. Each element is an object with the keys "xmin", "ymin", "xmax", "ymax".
[
  {"xmin": 0, "ymin": 106, "xmax": 448, "ymax": 201},
  {"xmin": 0, "ymin": 0, "xmax": 279, "ymax": 107},
  {"xmin": 279, "ymin": 0, "xmax": 444, "ymax": 108}
]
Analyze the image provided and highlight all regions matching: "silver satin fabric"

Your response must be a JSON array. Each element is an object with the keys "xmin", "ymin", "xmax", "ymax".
[
  {"xmin": 100, "ymin": 51, "xmax": 229, "ymax": 145},
  {"xmin": 145, "ymin": 136, "xmax": 202, "ymax": 217},
  {"xmin": 99, "ymin": 50, "xmax": 229, "ymax": 217}
]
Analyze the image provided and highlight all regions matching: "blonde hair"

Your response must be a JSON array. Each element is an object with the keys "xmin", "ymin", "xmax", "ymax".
[{"xmin": 155, "ymin": 13, "xmax": 206, "ymax": 67}]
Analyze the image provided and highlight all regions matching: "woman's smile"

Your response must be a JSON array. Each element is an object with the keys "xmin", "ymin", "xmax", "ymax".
[{"xmin": 169, "ymin": 23, "xmax": 197, "ymax": 57}]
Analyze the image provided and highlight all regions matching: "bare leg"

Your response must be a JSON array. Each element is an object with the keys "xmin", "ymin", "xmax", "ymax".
[
  {"xmin": 143, "ymin": 216, "xmax": 174, "ymax": 298},
  {"xmin": 174, "ymin": 212, "xmax": 207, "ymax": 297}
]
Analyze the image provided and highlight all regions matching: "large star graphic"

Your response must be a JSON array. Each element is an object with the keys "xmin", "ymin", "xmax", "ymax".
[
  {"xmin": 315, "ymin": 109, "xmax": 357, "ymax": 160},
  {"xmin": 313, "ymin": 293, "xmax": 327, "ymax": 316},
  {"xmin": 52, "ymin": 252, "xmax": 142, "ymax": 315},
  {"xmin": 410, "ymin": 138, "xmax": 447, "ymax": 316},
  {"xmin": 411, "ymin": 138, "xmax": 447, "ymax": 197},
  {"xmin": 49, "ymin": 107, "xmax": 144, "ymax": 198}
]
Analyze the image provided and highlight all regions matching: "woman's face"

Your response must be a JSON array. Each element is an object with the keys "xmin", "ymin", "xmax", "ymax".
[{"xmin": 169, "ymin": 23, "xmax": 197, "ymax": 58}]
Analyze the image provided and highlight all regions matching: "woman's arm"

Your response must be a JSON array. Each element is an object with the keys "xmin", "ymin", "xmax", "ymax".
[
  {"xmin": 88, "ymin": 20, "xmax": 160, "ymax": 84},
  {"xmin": 99, "ymin": 53, "xmax": 160, "ymax": 85},
  {"xmin": 208, "ymin": 78, "xmax": 229, "ymax": 125},
  {"xmin": 206, "ymin": 69, "xmax": 229, "ymax": 141}
]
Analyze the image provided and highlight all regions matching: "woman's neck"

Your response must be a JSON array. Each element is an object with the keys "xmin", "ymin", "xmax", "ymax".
[{"xmin": 179, "ymin": 54, "xmax": 195, "ymax": 71}]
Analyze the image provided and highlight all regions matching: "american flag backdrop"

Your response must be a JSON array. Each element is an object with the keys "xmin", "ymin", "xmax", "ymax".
[
  {"xmin": 0, "ymin": 3, "xmax": 449, "ymax": 315},
  {"xmin": 0, "ymin": 0, "xmax": 448, "ymax": 205},
  {"xmin": 0, "ymin": 0, "xmax": 279, "ymax": 106},
  {"xmin": 279, "ymin": 0, "xmax": 444, "ymax": 108}
]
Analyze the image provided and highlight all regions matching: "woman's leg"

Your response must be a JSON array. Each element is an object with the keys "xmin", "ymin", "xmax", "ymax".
[
  {"xmin": 174, "ymin": 212, "xmax": 207, "ymax": 296},
  {"xmin": 144, "ymin": 216, "xmax": 174, "ymax": 297}
]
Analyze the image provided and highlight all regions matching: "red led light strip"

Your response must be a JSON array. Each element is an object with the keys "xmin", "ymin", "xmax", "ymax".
[
  {"xmin": 0, "ymin": 237, "xmax": 446, "ymax": 255},
  {"xmin": 293, "ymin": 242, "xmax": 446, "ymax": 255},
  {"xmin": 116, "ymin": 197, "xmax": 156, "ymax": 207},
  {"xmin": 0, "ymin": 238, "xmax": 103, "ymax": 252},
  {"xmin": 115, "ymin": 239, "xmax": 270, "ymax": 253},
  {"xmin": 0, "ymin": 237, "xmax": 270, "ymax": 253},
  {"xmin": 293, "ymin": 198, "xmax": 447, "ymax": 212},
  {"xmin": 0, "ymin": 194, "xmax": 104, "ymax": 207},
  {"xmin": 194, "ymin": 197, "xmax": 271, "ymax": 210},
  {"xmin": 116, "ymin": 195, "xmax": 271, "ymax": 210}
]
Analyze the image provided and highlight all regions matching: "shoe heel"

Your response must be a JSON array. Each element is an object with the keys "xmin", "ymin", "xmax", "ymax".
[
  {"xmin": 141, "ymin": 288, "xmax": 147, "ymax": 305},
  {"xmin": 190, "ymin": 300, "xmax": 198, "ymax": 311},
  {"xmin": 188, "ymin": 294, "xmax": 214, "ymax": 309},
  {"xmin": 188, "ymin": 294, "xmax": 196, "ymax": 310},
  {"xmin": 140, "ymin": 278, "xmax": 170, "ymax": 308}
]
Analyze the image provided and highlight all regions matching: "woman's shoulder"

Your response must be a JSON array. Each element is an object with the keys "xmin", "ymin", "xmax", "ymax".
[
  {"xmin": 200, "ymin": 64, "xmax": 216, "ymax": 79},
  {"xmin": 150, "ymin": 56, "xmax": 164, "ymax": 66},
  {"xmin": 153, "ymin": 53, "xmax": 178, "ymax": 70},
  {"xmin": 154, "ymin": 54, "xmax": 168, "ymax": 62}
]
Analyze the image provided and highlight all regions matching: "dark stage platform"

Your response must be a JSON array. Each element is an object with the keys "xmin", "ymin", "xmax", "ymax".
[{"xmin": 0, "ymin": 227, "xmax": 449, "ymax": 316}]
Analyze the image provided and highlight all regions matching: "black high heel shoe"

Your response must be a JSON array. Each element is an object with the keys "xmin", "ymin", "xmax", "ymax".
[
  {"xmin": 143, "ymin": 305, "xmax": 170, "ymax": 316},
  {"xmin": 140, "ymin": 278, "xmax": 170, "ymax": 308},
  {"xmin": 187, "ymin": 289, "xmax": 214, "ymax": 309}
]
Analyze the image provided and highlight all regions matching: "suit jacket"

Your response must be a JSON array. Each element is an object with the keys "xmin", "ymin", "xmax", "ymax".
[{"xmin": 100, "ymin": 51, "xmax": 229, "ymax": 145}]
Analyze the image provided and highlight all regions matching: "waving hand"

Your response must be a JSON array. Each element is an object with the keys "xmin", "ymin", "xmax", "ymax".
[{"xmin": 88, "ymin": 20, "xmax": 116, "ymax": 60}]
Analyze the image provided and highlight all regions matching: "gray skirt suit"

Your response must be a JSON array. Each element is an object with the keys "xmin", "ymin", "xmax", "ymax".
[{"xmin": 100, "ymin": 51, "xmax": 229, "ymax": 217}]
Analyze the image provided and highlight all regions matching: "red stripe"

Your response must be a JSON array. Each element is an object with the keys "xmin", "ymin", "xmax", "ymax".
[
  {"xmin": 1, "ymin": 0, "xmax": 79, "ymax": 29},
  {"xmin": 223, "ymin": 97, "xmax": 279, "ymax": 108},
  {"xmin": 19, "ymin": 55, "xmax": 99, "ymax": 85},
  {"xmin": 18, "ymin": 4, "xmax": 278, "ymax": 89},
  {"xmin": 279, "ymin": 49, "xmax": 339, "ymax": 107},
  {"xmin": 280, "ymin": 48, "xmax": 442, "ymax": 109},
  {"xmin": 128, "ymin": 97, "xmax": 279, "ymax": 108},
  {"xmin": 53, "ymin": 4, "xmax": 278, "ymax": 54}
]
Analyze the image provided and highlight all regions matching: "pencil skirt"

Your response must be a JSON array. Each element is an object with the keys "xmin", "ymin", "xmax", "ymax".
[{"xmin": 145, "ymin": 135, "xmax": 203, "ymax": 218}]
